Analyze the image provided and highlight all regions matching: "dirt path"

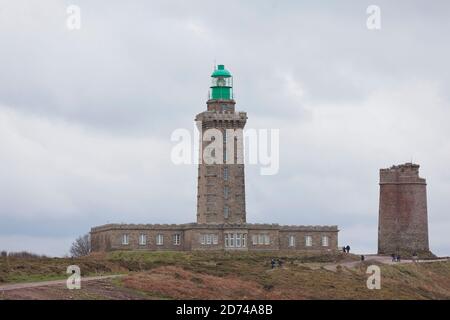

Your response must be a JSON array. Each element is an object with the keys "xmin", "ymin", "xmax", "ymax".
[
  {"xmin": 323, "ymin": 255, "xmax": 449, "ymax": 272},
  {"xmin": 0, "ymin": 274, "xmax": 124, "ymax": 292}
]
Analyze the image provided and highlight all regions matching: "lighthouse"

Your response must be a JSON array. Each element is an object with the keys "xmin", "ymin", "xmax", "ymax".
[{"xmin": 195, "ymin": 65, "xmax": 248, "ymax": 224}]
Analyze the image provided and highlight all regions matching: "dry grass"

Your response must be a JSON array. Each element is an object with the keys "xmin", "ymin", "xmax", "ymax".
[{"xmin": 1, "ymin": 250, "xmax": 449, "ymax": 299}]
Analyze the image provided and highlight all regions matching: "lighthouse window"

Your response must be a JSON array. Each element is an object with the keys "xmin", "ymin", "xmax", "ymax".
[
  {"xmin": 223, "ymin": 167, "xmax": 229, "ymax": 180},
  {"xmin": 224, "ymin": 206, "xmax": 229, "ymax": 218}
]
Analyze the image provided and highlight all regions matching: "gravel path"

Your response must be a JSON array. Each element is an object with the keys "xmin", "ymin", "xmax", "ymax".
[{"xmin": 0, "ymin": 274, "xmax": 124, "ymax": 292}]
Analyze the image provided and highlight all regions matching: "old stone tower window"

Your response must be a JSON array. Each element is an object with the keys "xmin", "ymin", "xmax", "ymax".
[
  {"xmin": 305, "ymin": 235, "xmax": 313, "ymax": 247},
  {"xmin": 321, "ymin": 236, "xmax": 329, "ymax": 247},
  {"xmin": 156, "ymin": 234, "xmax": 164, "ymax": 245},
  {"xmin": 139, "ymin": 234, "xmax": 147, "ymax": 245},
  {"xmin": 289, "ymin": 235, "xmax": 296, "ymax": 247},
  {"xmin": 224, "ymin": 186, "xmax": 229, "ymax": 199},
  {"xmin": 121, "ymin": 234, "xmax": 129, "ymax": 245},
  {"xmin": 224, "ymin": 206, "xmax": 229, "ymax": 218},
  {"xmin": 223, "ymin": 167, "xmax": 229, "ymax": 180}
]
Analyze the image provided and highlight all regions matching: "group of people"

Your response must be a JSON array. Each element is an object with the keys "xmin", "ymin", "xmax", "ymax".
[
  {"xmin": 391, "ymin": 253, "xmax": 401, "ymax": 262},
  {"xmin": 342, "ymin": 245, "xmax": 351, "ymax": 253},
  {"xmin": 270, "ymin": 258, "xmax": 283, "ymax": 269}
]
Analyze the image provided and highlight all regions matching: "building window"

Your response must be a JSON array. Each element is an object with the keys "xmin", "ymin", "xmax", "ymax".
[
  {"xmin": 225, "ymin": 233, "xmax": 246, "ymax": 248},
  {"xmin": 229, "ymin": 233, "xmax": 235, "ymax": 247},
  {"xmin": 258, "ymin": 234, "xmax": 264, "ymax": 245},
  {"xmin": 200, "ymin": 234, "xmax": 218, "ymax": 245},
  {"xmin": 139, "ymin": 234, "xmax": 146, "ymax": 246},
  {"xmin": 254, "ymin": 234, "xmax": 270, "ymax": 245},
  {"xmin": 321, "ymin": 236, "xmax": 329, "ymax": 247},
  {"xmin": 236, "ymin": 234, "xmax": 241, "ymax": 247},
  {"xmin": 223, "ymin": 167, "xmax": 229, "ymax": 181},
  {"xmin": 156, "ymin": 234, "xmax": 164, "ymax": 245},
  {"xmin": 122, "ymin": 234, "xmax": 129, "ymax": 245},
  {"xmin": 224, "ymin": 206, "xmax": 229, "ymax": 219},
  {"xmin": 289, "ymin": 235, "xmax": 295, "ymax": 247},
  {"xmin": 173, "ymin": 234, "xmax": 181, "ymax": 245},
  {"xmin": 225, "ymin": 234, "xmax": 229, "ymax": 247},
  {"xmin": 224, "ymin": 187, "xmax": 229, "ymax": 199},
  {"xmin": 305, "ymin": 235, "xmax": 313, "ymax": 247}
]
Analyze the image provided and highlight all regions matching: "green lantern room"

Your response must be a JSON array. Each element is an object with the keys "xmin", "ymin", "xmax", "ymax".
[{"xmin": 210, "ymin": 65, "xmax": 233, "ymax": 100}]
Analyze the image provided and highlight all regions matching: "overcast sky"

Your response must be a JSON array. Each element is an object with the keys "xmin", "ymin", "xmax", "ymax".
[{"xmin": 0, "ymin": 0, "xmax": 449, "ymax": 256}]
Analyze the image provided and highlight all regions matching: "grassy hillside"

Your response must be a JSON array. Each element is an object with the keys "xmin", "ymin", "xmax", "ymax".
[{"xmin": 1, "ymin": 251, "xmax": 449, "ymax": 299}]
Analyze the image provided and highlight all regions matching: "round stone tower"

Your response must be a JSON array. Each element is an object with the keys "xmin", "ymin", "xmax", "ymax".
[{"xmin": 378, "ymin": 163, "xmax": 431, "ymax": 256}]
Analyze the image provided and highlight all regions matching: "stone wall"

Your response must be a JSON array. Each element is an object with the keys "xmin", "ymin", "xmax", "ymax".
[{"xmin": 378, "ymin": 163, "xmax": 430, "ymax": 255}]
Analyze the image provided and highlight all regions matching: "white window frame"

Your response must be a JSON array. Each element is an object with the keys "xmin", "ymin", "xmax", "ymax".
[
  {"xmin": 200, "ymin": 234, "xmax": 206, "ymax": 245},
  {"xmin": 156, "ymin": 234, "xmax": 164, "ymax": 246},
  {"xmin": 173, "ymin": 234, "xmax": 181, "ymax": 245},
  {"xmin": 139, "ymin": 234, "xmax": 146, "ymax": 246},
  {"xmin": 264, "ymin": 234, "xmax": 270, "ymax": 245},
  {"xmin": 223, "ymin": 167, "xmax": 229, "ymax": 181},
  {"xmin": 122, "ymin": 234, "xmax": 129, "ymax": 245},
  {"xmin": 206, "ymin": 234, "xmax": 212, "ymax": 245},
  {"xmin": 321, "ymin": 235, "xmax": 329, "ymax": 247},
  {"xmin": 229, "ymin": 233, "xmax": 235, "ymax": 247},
  {"xmin": 225, "ymin": 234, "xmax": 229, "ymax": 247},
  {"xmin": 289, "ymin": 235, "xmax": 295, "ymax": 247},
  {"xmin": 252, "ymin": 234, "xmax": 258, "ymax": 245},
  {"xmin": 213, "ymin": 234, "xmax": 218, "ymax": 245},
  {"xmin": 235, "ymin": 234, "xmax": 241, "ymax": 247},
  {"xmin": 305, "ymin": 235, "xmax": 313, "ymax": 247},
  {"xmin": 242, "ymin": 234, "xmax": 247, "ymax": 247},
  {"xmin": 258, "ymin": 234, "xmax": 264, "ymax": 245}
]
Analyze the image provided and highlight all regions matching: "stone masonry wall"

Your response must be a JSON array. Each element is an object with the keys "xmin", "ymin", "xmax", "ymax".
[{"xmin": 378, "ymin": 163, "xmax": 430, "ymax": 255}]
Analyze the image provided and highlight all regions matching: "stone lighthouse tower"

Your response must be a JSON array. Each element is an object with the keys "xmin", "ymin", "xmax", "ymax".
[
  {"xmin": 195, "ymin": 65, "xmax": 247, "ymax": 224},
  {"xmin": 378, "ymin": 163, "xmax": 431, "ymax": 256}
]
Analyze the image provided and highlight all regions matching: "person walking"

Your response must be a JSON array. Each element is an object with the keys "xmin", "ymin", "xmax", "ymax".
[
  {"xmin": 391, "ymin": 253, "xmax": 396, "ymax": 262},
  {"xmin": 346, "ymin": 245, "xmax": 351, "ymax": 253},
  {"xmin": 271, "ymin": 258, "xmax": 275, "ymax": 269}
]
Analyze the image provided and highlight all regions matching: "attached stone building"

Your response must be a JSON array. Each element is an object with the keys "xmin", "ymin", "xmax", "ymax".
[
  {"xmin": 91, "ymin": 223, "xmax": 338, "ymax": 252},
  {"xmin": 91, "ymin": 65, "xmax": 339, "ymax": 253}
]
